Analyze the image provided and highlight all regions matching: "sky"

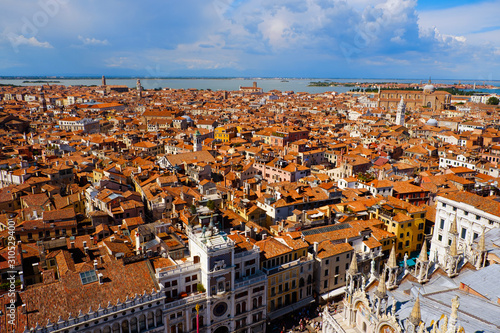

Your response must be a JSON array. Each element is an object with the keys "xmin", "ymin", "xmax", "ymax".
[{"xmin": 0, "ymin": 0, "xmax": 499, "ymax": 79}]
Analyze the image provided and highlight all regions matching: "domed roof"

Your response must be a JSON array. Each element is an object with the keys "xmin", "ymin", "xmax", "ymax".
[
  {"xmin": 181, "ymin": 115, "xmax": 193, "ymax": 122},
  {"xmin": 426, "ymin": 118, "xmax": 438, "ymax": 126},
  {"xmin": 423, "ymin": 84, "xmax": 435, "ymax": 92}
]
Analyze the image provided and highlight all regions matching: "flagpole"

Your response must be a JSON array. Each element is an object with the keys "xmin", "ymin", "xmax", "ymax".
[{"xmin": 196, "ymin": 303, "xmax": 200, "ymax": 333}]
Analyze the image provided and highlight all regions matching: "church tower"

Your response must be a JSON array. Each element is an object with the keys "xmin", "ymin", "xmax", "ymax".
[
  {"xmin": 38, "ymin": 86, "xmax": 47, "ymax": 113},
  {"xmin": 136, "ymin": 79, "xmax": 142, "ymax": 99},
  {"xmin": 395, "ymin": 96, "xmax": 406, "ymax": 126},
  {"xmin": 193, "ymin": 129, "xmax": 202, "ymax": 152}
]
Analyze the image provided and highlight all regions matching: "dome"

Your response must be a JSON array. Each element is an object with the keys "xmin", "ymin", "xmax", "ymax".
[
  {"xmin": 426, "ymin": 118, "xmax": 438, "ymax": 126},
  {"xmin": 181, "ymin": 115, "xmax": 193, "ymax": 122},
  {"xmin": 423, "ymin": 84, "xmax": 435, "ymax": 93}
]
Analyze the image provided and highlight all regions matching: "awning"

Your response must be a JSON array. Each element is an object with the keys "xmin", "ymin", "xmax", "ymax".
[{"xmin": 320, "ymin": 287, "xmax": 346, "ymax": 301}]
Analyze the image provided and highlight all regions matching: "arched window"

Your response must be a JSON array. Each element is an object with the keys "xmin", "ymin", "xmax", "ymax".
[
  {"xmin": 253, "ymin": 298, "xmax": 258, "ymax": 309},
  {"xmin": 112, "ymin": 323, "xmax": 120, "ymax": 333},
  {"xmin": 156, "ymin": 309, "xmax": 163, "ymax": 325},
  {"xmin": 299, "ymin": 278, "xmax": 305, "ymax": 287},
  {"xmin": 236, "ymin": 303, "xmax": 241, "ymax": 314},
  {"xmin": 103, "ymin": 327, "xmax": 111, "ymax": 333},
  {"xmin": 147, "ymin": 312, "xmax": 155, "ymax": 327},
  {"xmin": 130, "ymin": 318, "xmax": 138, "ymax": 333},
  {"xmin": 121, "ymin": 320, "xmax": 129, "ymax": 333},
  {"xmin": 242, "ymin": 301, "xmax": 246, "ymax": 312},
  {"xmin": 307, "ymin": 275, "xmax": 312, "ymax": 284},
  {"xmin": 139, "ymin": 315, "xmax": 146, "ymax": 331},
  {"xmin": 258, "ymin": 296, "xmax": 262, "ymax": 307}
]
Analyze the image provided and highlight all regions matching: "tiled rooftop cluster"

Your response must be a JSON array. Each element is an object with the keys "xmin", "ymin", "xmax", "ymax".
[{"xmin": 0, "ymin": 81, "xmax": 499, "ymax": 332}]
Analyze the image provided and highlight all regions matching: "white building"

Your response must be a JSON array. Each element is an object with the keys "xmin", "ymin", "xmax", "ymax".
[
  {"xmin": 155, "ymin": 226, "xmax": 267, "ymax": 333},
  {"xmin": 430, "ymin": 192, "xmax": 500, "ymax": 266}
]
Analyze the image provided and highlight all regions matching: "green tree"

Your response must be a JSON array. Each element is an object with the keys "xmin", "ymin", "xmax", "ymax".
[
  {"xmin": 189, "ymin": 204, "xmax": 197, "ymax": 214},
  {"xmin": 487, "ymin": 96, "xmax": 499, "ymax": 105},
  {"xmin": 206, "ymin": 200, "xmax": 215, "ymax": 211},
  {"xmin": 197, "ymin": 283, "xmax": 206, "ymax": 293}
]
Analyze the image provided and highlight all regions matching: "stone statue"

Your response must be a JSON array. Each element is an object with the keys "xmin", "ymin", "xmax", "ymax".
[
  {"xmin": 202, "ymin": 225, "xmax": 207, "ymax": 238},
  {"xmin": 404, "ymin": 253, "xmax": 408, "ymax": 268},
  {"xmin": 370, "ymin": 259, "xmax": 376, "ymax": 277}
]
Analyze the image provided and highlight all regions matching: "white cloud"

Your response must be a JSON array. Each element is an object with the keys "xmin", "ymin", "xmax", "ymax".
[
  {"xmin": 78, "ymin": 35, "xmax": 109, "ymax": 46},
  {"xmin": 7, "ymin": 34, "xmax": 52, "ymax": 48}
]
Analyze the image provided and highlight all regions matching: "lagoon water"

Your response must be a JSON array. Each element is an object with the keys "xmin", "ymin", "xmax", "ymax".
[{"xmin": 1, "ymin": 78, "xmax": 499, "ymax": 94}]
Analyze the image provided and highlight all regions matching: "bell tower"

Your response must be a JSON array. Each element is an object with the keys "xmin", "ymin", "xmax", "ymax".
[{"xmin": 396, "ymin": 96, "xmax": 406, "ymax": 126}]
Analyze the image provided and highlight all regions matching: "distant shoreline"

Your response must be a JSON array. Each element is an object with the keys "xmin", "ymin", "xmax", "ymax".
[
  {"xmin": 22, "ymin": 80, "xmax": 61, "ymax": 83},
  {"xmin": 1, "ymin": 76, "xmax": 499, "ymax": 83}
]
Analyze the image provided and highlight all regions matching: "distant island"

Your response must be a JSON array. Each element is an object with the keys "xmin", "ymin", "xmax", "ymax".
[
  {"xmin": 22, "ymin": 80, "xmax": 61, "ymax": 83},
  {"xmin": 308, "ymin": 81, "xmax": 359, "ymax": 87}
]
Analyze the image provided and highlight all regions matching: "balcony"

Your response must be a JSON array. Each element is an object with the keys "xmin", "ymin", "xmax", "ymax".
[
  {"xmin": 156, "ymin": 262, "xmax": 200, "ymax": 280},
  {"xmin": 234, "ymin": 270, "xmax": 267, "ymax": 290},
  {"xmin": 164, "ymin": 292, "xmax": 207, "ymax": 310}
]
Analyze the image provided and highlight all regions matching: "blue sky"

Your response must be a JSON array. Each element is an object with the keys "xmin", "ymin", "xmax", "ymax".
[{"xmin": 0, "ymin": 0, "xmax": 499, "ymax": 79}]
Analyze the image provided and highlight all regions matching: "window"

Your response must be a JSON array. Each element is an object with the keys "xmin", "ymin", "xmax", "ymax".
[
  {"xmin": 325, "ymin": 260, "xmax": 329, "ymax": 265},
  {"xmin": 442, "ymin": 203, "xmax": 446, "ymax": 207},
  {"xmin": 346, "ymin": 253, "xmax": 350, "ymax": 259},
  {"xmin": 461, "ymin": 228, "xmax": 467, "ymax": 239},
  {"xmin": 335, "ymin": 266, "xmax": 339, "ymax": 274},
  {"xmin": 324, "ymin": 280, "xmax": 328, "ymax": 289},
  {"xmin": 464, "ymin": 211, "xmax": 468, "ymax": 216},
  {"xmin": 440, "ymin": 219, "xmax": 445, "ymax": 229},
  {"xmin": 473, "ymin": 232, "xmax": 479, "ymax": 240},
  {"xmin": 324, "ymin": 269, "xmax": 329, "ymax": 276},
  {"xmin": 418, "ymin": 223, "xmax": 424, "ymax": 230},
  {"xmin": 399, "ymin": 233, "xmax": 403, "ymax": 239},
  {"xmin": 334, "ymin": 276, "xmax": 338, "ymax": 285},
  {"xmin": 448, "ymin": 239, "xmax": 452, "ymax": 246},
  {"xmin": 476, "ymin": 215, "xmax": 480, "ymax": 220},
  {"xmin": 438, "ymin": 234, "xmax": 442, "ymax": 241},
  {"xmin": 453, "ymin": 206, "xmax": 457, "ymax": 212}
]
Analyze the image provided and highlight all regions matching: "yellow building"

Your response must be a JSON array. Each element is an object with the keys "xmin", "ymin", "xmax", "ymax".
[
  {"xmin": 93, "ymin": 168, "xmax": 104, "ymax": 183},
  {"xmin": 214, "ymin": 126, "xmax": 237, "ymax": 142},
  {"xmin": 369, "ymin": 196, "xmax": 426, "ymax": 260},
  {"xmin": 255, "ymin": 235, "xmax": 314, "ymax": 319}
]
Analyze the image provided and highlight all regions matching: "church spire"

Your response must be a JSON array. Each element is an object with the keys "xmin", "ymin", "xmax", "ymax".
[
  {"xmin": 348, "ymin": 252, "xmax": 358, "ymax": 275},
  {"xmin": 375, "ymin": 269, "xmax": 387, "ymax": 298},
  {"xmin": 449, "ymin": 214, "xmax": 458, "ymax": 235},
  {"xmin": 418, "ymin": 240, "xmax": 428, "ymax": 262},
  {"xmin": 410, "ymin": 296, "xmax": 421, "ymax": 324},
  {"xmin": 388, "ymin": 244, "xmax": 398, "ymax": 269}
]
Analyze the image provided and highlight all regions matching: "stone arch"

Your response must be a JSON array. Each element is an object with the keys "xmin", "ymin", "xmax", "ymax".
[
  {"xmin": 112, "ymin": 322, "xmax": 120, "ymax": 333},
  {"xmin": 93, "ymin": 329, "xmax": 102, "ymax": 333},
  {"xmin": 103, "ymin": 326, "xmax": 111, "ymax": 333},
  {"xmin": 130, "ymin": 317, "xmax": 138, "ymax": 333},
  {"xmin": 147, "ymin": 311, "xmax": 155, "ymax": 327},
  {"xmin": 138, "ymin": 314, "xmax": 146, "ymax": 331},
  {"xmin": 156, "ymin": 309, "xmax": 163, "ymax": 325},
  {"xmin": 214, "ymin": 326, "xmax": 229, "ymax": 333},
  {"xmin": 375, "ymin": 320, "xmax": 400, "ymax": 333},
  {"xmin": 121, "ymin": 320, "xmax": 129, "ymax": 333}
]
